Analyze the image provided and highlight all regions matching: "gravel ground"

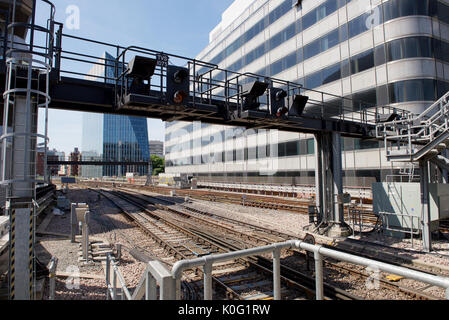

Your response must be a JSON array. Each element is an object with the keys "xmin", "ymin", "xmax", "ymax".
[
  {"xmin": 188, "ymin": 198, "xmax": 449, "ymax": 272},
  {"xmin": 36, "ymin": 187, "xmax": 449, "ymax": 300},
  {"xmin": 37, "ymin": 187, "xmax": 161, "ymax": 300}
]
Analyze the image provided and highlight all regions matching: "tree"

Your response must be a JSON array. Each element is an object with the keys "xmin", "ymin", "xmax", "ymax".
[{"xmin": 150, "ymin": 155, "xmax": 165, "ymax": 176}]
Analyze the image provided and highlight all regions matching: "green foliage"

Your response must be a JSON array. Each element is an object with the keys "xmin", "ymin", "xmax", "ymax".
[{"xmin": 151, "ymin": 155, "xmax": 165, "ymax": 176}]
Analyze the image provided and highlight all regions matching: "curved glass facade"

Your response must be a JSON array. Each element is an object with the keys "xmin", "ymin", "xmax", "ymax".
[
  {"xmin": 81, "ymin": 52, "xmax": 150, "ymax": 178},
  {"xmin": 165, "ymin": 0, "xmax": 449, "ymax": 187}
]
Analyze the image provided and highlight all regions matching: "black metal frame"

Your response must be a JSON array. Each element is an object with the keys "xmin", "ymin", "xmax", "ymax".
[{"xmin": 0, "ymin": 1, "xmax": 412, "ymax": 139}]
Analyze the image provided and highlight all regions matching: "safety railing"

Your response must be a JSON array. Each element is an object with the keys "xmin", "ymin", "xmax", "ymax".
[
  {"xmin": 2, "ymin": 21, "xmax": 406, "ymax": 129},
  {"xmin": 105, "ymin": 255, "xmax": 132, "ymax": 300},
  {"xmin": 379, "ymin": 212, "xmax": 421, "ymax": 248},
  {"xmin": 377, "ymin": 90, "xmax": 449, "ymax": 160},
  {"xmin": 171, "ymin": 240, "xmax": 449, "ymax": 301},
  {"xmin": 48, "ymin": 256, "xmax": 58, "ymax": 300},
  {"xmin": 348, "ymin": 208, "xmax": 380, "ymax": 235},
  {"xmin": 103, "ymin": 240, "xmax": 449, "ymax": 300},
  {"xmin": 131, "ymin": 260, "xmax": 175, "ymax": 300}
]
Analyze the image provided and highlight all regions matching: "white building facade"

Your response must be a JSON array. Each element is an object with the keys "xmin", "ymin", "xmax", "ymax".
[{"xmin": 165, "ymin": 0, "xmax": 449, "ymax": 187}]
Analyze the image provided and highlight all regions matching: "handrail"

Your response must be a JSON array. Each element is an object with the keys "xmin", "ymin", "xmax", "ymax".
[
  {"xmin": 101, "ymin": 240, "xmax": 449, "ymax": 301},
  {"xmin": 105, "ymin": 254, "xmax": 132, "ymax": 300},
  {"xmin": 48, "ymin": 256, "xmax": 58, "ymax": 300},
  {"xmin": 171, "ymin": 240, "xmax": 449, "ymax": 301}
]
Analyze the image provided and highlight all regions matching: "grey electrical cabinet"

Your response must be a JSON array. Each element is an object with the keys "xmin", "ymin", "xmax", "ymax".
[{"xmin": 372, "ymin": 182, "xmax": 449, "ymax": 238}]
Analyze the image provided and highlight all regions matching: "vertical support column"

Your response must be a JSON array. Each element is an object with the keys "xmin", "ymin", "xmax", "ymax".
[
  {"xmin": 7, "ymin": 95, "xmax": 38, "ymax": 300},
  {"xmin": 327, "ymin": 132, "xmax": 352, "ymax": 237},
  {"xmin": 314, "ymin": 132, "xmax": 351, "ymax": 237},
  {"xmin": 314, "ymin": 134, "xmax": 324, "ymax": 224},
  {"xmin": 331, "ymin": 132, "xmax": 344, "ymax": 225},
  {"xmin": 81, "ymin": 211, "xmax": 90, "ymax": 262},
  {"xmin": 420, "ymin": 161, "xmax": 432, "ymax": 252},
  {"xmin": 175, "ymin": 278, "xmax": 182, "ymax": 300},
  {"xmin": 105, "ymin": 255, "xmax": 110, "ymax": 300},
  {"xmin": 70, "ymin": 203, "xmax": 77, "ymax": 243},
  {"xmin": 442, "ymin": 150, "xmax": 449, "ymax": 184},
  {"xmin": 314, "ymin": 249, "xmax": 323, "ymax": 301},
  {"xmin": 203, "ymin": 263, "xmax": 213, "ymax": 300},
  {"xmin": 145, "ymin": 272, "xmax": 157, "ymax": 300},
  {"xmin": 272, "ymin": 249, "xmax": 281, "ymax": 300}
]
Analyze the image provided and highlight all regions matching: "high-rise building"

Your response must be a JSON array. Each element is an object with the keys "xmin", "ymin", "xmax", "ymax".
[
  {"xmin": 165, "ymin": 0, "xmax": 449, "ymax": 187},
  {"xmin": 68, "ymin": 147, "xmax": 81, "ymax": 177},
  {"xmin": 149, "ymin": 140, "xmax": 164, "ymax": 158},
  {"xmin": 81, "ymin": 52, "xmax": 150, "ymax": 178}
]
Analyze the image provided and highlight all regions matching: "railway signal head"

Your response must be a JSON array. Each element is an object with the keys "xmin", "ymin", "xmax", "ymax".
[
  {"xmin": 167, "ymin": 66, "xmax": 190, "ymax": 105},
  {"xmin": 241, "ymin": 81, "xmax": 268, "ymax": 111},
  {"xmin": 270, "ymin": 88, "xmax": 288, "ymax": 117},
  {"xmin": 289, "ymin": 94, "xmax": 309, "ymax": 117},
  {"xmin": 126, "ymin": 56, "xmax": 157, "ymax": 95}
]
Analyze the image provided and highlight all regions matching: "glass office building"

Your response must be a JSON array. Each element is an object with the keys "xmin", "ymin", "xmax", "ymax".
[
  {"xmin": 81, "ymin": 52, "xmax": 150, "ymax": 178},
  {"xmin": 165, "ymin": 0, "xmax": 449, "ymax": 187}
]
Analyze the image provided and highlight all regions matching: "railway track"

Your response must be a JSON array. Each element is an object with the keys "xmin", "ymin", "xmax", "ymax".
[
  {"xmin": 93, "ymin": 188, "xmax": 362, "ymax": 300},
  {"xmin": 81, "ymin": 181, "xmax": 378, "ymax": 225},
  {"xmin": 92, "ymin": 187, "xmax": 444, "ymax": 300}
]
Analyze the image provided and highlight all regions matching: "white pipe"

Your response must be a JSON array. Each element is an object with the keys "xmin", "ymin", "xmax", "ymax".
[
  {"xmin": 170, "ymin": 240, "xmax": 449, "ymax": 301},
  {"xmin": 272, "ymin": 249, "xmax": 281, "ymax": 300}
]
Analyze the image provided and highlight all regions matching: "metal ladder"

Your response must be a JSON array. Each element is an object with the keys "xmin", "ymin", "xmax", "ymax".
[
  {"xmin": 376, "ymin": 90, "xmax": 449, "ymax": 163},
  {"xmin": 0, "ymin": 0, "xmax": 55, "ymax": 300}
]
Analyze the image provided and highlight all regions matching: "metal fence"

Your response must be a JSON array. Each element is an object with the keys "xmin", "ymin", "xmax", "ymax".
[{"xmin": 105, "ymin": 240, "xmax": 449, "ymax": 301}]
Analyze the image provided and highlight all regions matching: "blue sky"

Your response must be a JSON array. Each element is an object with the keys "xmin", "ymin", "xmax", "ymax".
[{"xmin": 36, "ymin": 0, "xmax": 233, "ymax": 155}]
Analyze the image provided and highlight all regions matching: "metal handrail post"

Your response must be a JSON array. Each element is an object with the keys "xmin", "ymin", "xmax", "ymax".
[
  {"xmin": 48, "ymin": 257, "xmax": 58, "ymax": 300},
  {"xmin": 314, "ymin": 247, "xmax": 324, "ymax": 300},
  {"xmin": 105, "ymin": 255, "xmax": 110, "ymax": 300},
  {"xmin": 273, "ymin": 248, "xmax": 281, "ymax": 300},
  {"xmin": 175, "ymin": 278, "xmax": 182, "ymax": 300},
  {"xmin": 146, "ymin": 272, "xmax": 157, "ymax": 300},
  {"xmin": 203, "ymin": 263, "xmax": 213, "ymax": 300},
  {"xmin": 112, "ymin": 268, "xmax": 117, "ymax": 300}
]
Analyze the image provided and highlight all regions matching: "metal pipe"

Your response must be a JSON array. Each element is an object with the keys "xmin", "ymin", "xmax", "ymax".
[
  {"xmin": 48, "ymin": 257, "xmax": 58, "ymax": 300},
  {"xmin": 105, "ymin": 255, "xmax": 110, "ymax": 300},
  {"xmin": 172, "ymin": 241, "xmax": 295, "ymax": 280},
  {"xmin": 170, "ymin": 240, "xmax": 449, "ymax": 301},
  {"xmin": 294, "ymin": 241, "xmax": 449, "ymax": 290},
  {"xmin": 314, "ymin": 247, "xmax": 323, "ymax": 300},
  {"xmin": 272, "ymin": 249, "xmax": 281, "ymax": 300},
  {"xmin": 146, "ymin": 272, "xmax": 157, "ymax": 300},
  {"xmin": 112, "ymin": 267, "xmax": 117, "ymax": 300},
  {"xmin": 203, "ymin": 263, "xmax": 213, "ymax": 300}
]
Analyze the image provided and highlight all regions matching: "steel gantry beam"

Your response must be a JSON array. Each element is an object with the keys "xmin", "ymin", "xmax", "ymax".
[{"xmin": 0, "ymin": 0, "xmax": 418, "ymax": 300}]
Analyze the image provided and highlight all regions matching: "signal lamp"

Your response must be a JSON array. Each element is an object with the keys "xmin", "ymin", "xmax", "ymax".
[
  {"xmin": 241, "ymin": 81, "xmax": 268, "ymax": 111},
  {"xmin": 270, "ymin": 88, "xmax": 288, "ymax": 116},
  {"xmin": 173, "ymin": 90, "xmax": 188, "ymax": 104},
  {"xmin": 276, "ymin": 106, "xmax": 289, "ymax": 117},
  {"xmin": 167, "ymin": 66, "xmax": 190, "ymax": 105},
  {"xmin": 275, "ymin": 89, "xmax": 287, "ymax": 102},
  {"xmin": 174, "ymin": 69, "xmax": 189, "ymax": 84},
  {"xmin": 127, "ymin": 56, "xmax": 157, "ymax": 79},
  {"xmin": 126, "ymin": 56, "xmax": 157, "ymax": 95},
  {"xmin": 289, "ymin": 94, "xmax": 309, "ymax": 117}
]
